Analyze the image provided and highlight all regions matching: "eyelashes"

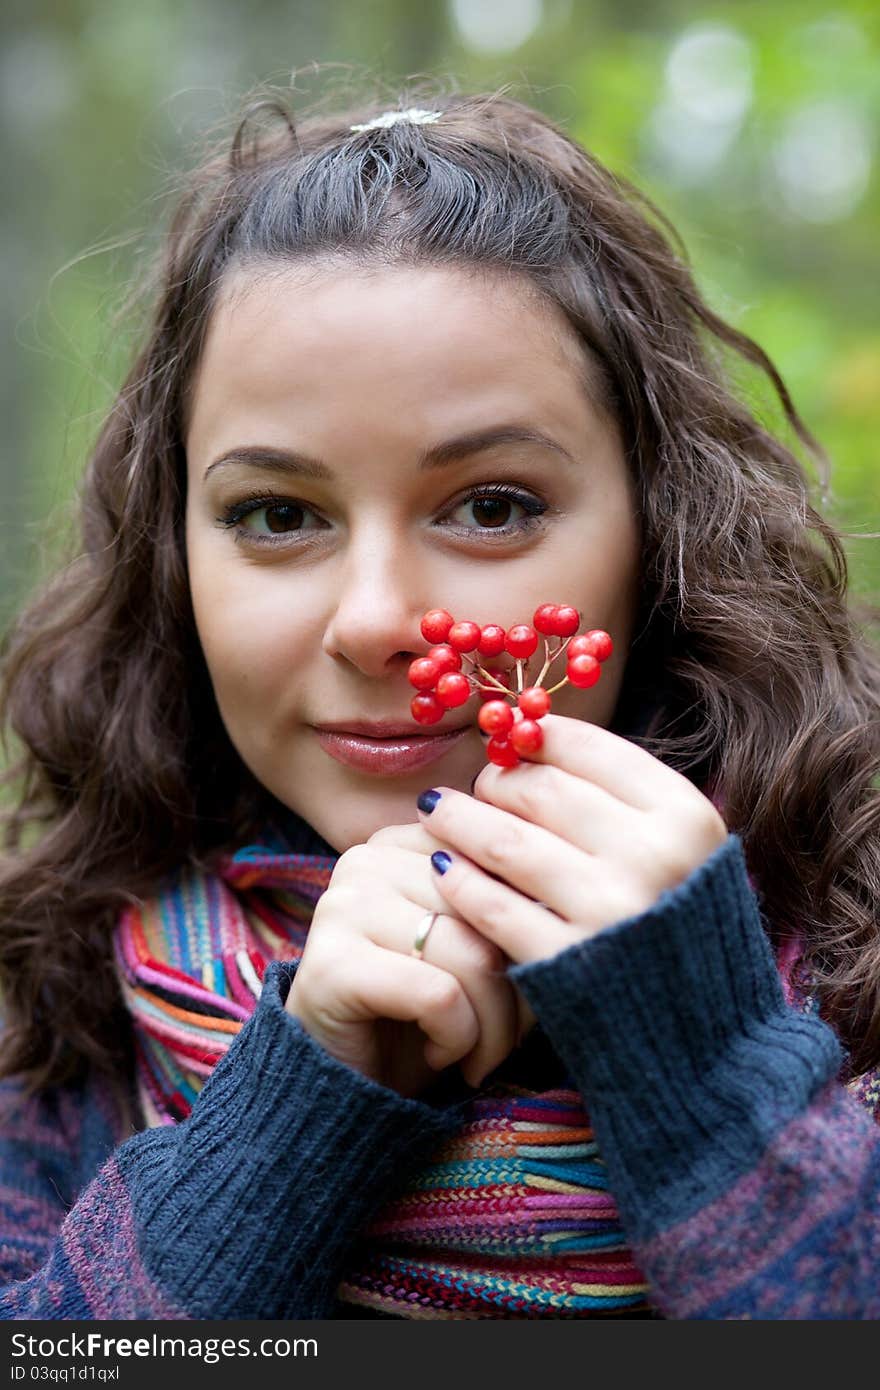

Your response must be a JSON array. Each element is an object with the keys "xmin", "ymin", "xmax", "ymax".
[{"xmin": 214, "ymin": 482, "xmax": 550, "ymax": 549}]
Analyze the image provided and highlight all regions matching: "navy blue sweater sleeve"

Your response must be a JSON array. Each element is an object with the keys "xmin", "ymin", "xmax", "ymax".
[
  {"xmin": 1, "ymin": 963, "xmax": 469, "ymax": 1320},
  {"xmin": 508, "ymin": 833, "xmax": 880, "ymax": 1318}
]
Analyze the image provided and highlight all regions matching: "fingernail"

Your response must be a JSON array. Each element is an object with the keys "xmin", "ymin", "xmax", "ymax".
[
  {"xmin": 417, "ymin": 788, "xmax": 442, "ymax": 814},
  {"xmin": 431, "ymin": 851, "xmax": 452, "ymax": 875}
]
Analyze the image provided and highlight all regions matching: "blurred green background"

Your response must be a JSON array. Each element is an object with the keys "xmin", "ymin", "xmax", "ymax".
[{"xmin": 2, "ymin": 0, "xmax": 878, "ymax": 638}]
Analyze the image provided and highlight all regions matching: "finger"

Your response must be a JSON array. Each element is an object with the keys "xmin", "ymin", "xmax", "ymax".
[
  {"xmin": 354, "ymin": 876, "xmax": 521, "ymax": 1087},
  {"xmin": 473, "ymin": 760, "xmax": 724, "ymax": 889},
  {"xmin": 331, "ymin": 843, "xmax": 463, "ymax": 923},
  {"xmin": 473, "ymin": 711, "xmax": 698, "ymax": 812},
  {"xmin": 367, "ymin": 821, "xmax": 455, "ymax": 854},
  {"xmin": 417, "ymin": 785, "xmax": 603, "ymax": 924},
  {"xmin": 400, "ymin": 912, "xmax": 519, "ymax": 1088},
  {"xmin": 347, "ymin": 943, "xmax": 481, "ymax": 1070},
  {"xmin": 429, "ymin": 848, "xmax": 582, "ymax": 965},
  {"xmin": 472, "ymin": 756, "xmax": 644, "ymax": 861}
]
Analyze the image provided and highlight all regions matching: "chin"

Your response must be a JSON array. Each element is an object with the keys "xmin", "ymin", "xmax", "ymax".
[
  {"xmin": 298, "ymin": 782, "xmax": 440, "ymax": 852},
  {"xmin": 311, "ymin": 802, "xmax": 412, "ymax": 852}
]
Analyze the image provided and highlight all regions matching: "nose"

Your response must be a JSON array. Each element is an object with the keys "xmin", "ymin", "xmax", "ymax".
[{"xmin": 321, "ymin": 528, "xmax": 427, "ymax": 679}]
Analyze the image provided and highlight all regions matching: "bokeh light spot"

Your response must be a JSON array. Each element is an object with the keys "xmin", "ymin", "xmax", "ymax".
[
  {"xmin": 449, "ymin": 0, "xmax": 543, "ymax": 55},
  {"xmin": 772, "ymin": 100, "xmax": 872, "ymax": 222}
]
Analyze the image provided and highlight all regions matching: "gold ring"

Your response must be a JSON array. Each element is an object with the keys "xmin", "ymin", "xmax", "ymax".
[{"xmin": 412, "ymin": 911, "xmax": 440, "ymax": 959}]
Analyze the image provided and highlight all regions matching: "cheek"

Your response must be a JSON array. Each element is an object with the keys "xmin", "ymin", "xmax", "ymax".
[
  {"xmin": 526, "ymin": 507, "xmax": 640, "ymax": 625},
  {"xmin": 186, "ymin": 538, "xmax": 306, "ymax": 726}
]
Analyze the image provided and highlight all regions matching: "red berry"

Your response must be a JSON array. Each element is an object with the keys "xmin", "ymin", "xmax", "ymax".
[
  {"xmin": 447, "ymin": 620, "xmax": 481, "ymax": 653},
  {"xmin": 567, "ymin": 654, "xmax": 601, "ymax": 688},
  {"xmin": 478, "ymin": 667, "xmax": 511, "ymax": 702},
  {"xmin": 486, "ymin": 735, "xmax": 520, "ymax": 768},
  {"xmin": 408, "ymin": 656, "xmax": 440, "ymax": 691},
  {"xmin": 510, "ymin": 719, "xmax": 544, "ymax": 754},
  {"xmin": 477, "ymin": 624, "xmax": 506, "ymax": 657},
  {"xmin": 518, "ymin": 686, "xmax": 551, "ymax": 719},
  {"xmin": 505, "ymin": 624, "xmax": 538, "ymax": 659},
  {"xmin": 421, "ymin": 609, "xmax": 454, "ymax": 644},
  {"xmin": 426, "ymin": 644, "xmax": 462, "ymax": 676},
  {"xmin": 566, "ymin": 634, "xmax": 594, "ymax": 659},
  {"xmin": 569, "ymin": 631, "xmax": 611, "ymax": 661},
  {"xmin": 478, "ymin": 700, "xmax": 514, "ymax": 736},
  {"xmin": 435, "ymin": 671, "xmax": 472, "ymax": 708},
  {"xmin": 532, "ymin": 604, "xmax": 559, "ymax": 635},
  {"xmin": 554, "ymin": 606, "xmax": 580, "ymax": 638},
  {"xmin": 411, "ymin": 692, "xmax": 445, "ymax": 724}
]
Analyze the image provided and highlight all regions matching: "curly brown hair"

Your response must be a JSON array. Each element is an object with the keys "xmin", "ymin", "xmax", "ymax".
[{"xmin": 2, "ymin": 79, "xmax": 879, "ymax": 1100}]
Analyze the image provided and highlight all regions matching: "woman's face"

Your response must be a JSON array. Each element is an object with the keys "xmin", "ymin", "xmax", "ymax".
[{"xmin": 185, "ymin": 262, "xmax": 642, "ymax": 852}]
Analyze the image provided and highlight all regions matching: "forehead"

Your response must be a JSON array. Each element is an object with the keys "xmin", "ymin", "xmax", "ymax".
[{"xmin": 185, "ymin": 261, "xmax": 603, "ymax": 461}]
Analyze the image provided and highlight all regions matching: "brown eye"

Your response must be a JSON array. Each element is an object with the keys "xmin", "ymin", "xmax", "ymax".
[
  {"xmin": 442, "ymin": 484, "xmax": 548, "ymax": 539},
  {"xmin": 470, "ymin": 495, "xmax": 515, "ymax": 528},
  {"xmin": 258, "ymin": 504, "xmax": 304, "ymax": 534},
  {"xmin": 216, "ymin": 493, "xmax": 326, "ymax": 547}
]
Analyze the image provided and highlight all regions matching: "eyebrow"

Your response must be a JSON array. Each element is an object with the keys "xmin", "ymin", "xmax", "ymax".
[{"xmin": 201, "ymin": 425, "xmax": 577, "ymax": 482}]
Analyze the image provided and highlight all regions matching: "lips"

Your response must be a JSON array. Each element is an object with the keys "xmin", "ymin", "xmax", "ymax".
[
  {"xmin": 312, "ymin": 724, "xmax": 472, "ymax": 774},
  {"xmin": 315, "ymin": 720, "xmax": 470, "ymax": 737}
]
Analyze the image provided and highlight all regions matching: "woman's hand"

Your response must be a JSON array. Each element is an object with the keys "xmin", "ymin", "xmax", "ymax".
[
  {"xmin": 416, "ymin": 713, "xmax": 729, "ymax": 966},
  {"xmin": 285, "ymin": 820, "xmax": 532, "ymax": 1098}
]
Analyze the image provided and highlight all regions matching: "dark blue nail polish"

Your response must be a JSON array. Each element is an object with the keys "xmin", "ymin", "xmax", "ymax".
[
  {"xmin": 431, "ymin": 851, "xmax": 452, "ymax": 875},
  {"xmin": 417, "ymin": 788, "xmax": 442, "ymax": 814}
]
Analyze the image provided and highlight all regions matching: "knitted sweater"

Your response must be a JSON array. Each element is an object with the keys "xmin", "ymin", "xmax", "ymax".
[{"xmin": 1, "ymin": 832, "xmax": 878, "ymax": 1320}]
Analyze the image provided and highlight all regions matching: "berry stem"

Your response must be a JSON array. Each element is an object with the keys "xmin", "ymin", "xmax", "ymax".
[
  {"xmin": 469, "ymin": 662, "xmax": 512, "ymax": 695},
  {"xmin": 545, "ymin": 675, "xmax": 571, "ymax": 695},
  {"xmin": 534, "ymin": 638, "xmax": 554, "ymax": 687},
  {"xmin": 473, "ymin": 685, "xmax": 516, "ymax": 701},
  {"xmin": 515, "ymin": 659, "xmax": 524, "ymax": 693},
  {"xmin": 527, "ymin": 633, "xmax": 576, "ymax": 691}
]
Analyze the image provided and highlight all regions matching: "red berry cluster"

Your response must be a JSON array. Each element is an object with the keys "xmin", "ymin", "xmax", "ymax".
[{"xmin": 408, "ymin": 604, "xmax": 613, "ymax": 767}]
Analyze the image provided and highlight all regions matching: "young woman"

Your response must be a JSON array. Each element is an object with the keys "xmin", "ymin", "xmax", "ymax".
[{"xmin": 1, "ymin": 88, "xmax": 878, "ymax": 1320}]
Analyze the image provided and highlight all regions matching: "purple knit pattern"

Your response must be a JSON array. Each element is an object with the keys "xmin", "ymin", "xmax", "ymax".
[
  {"xmin": 58, "ymin": 1159, "xmax": 187, "ymax": 1320},
  {"xmin": 640, "ymin": 1081, "xmax": 880, "ymax": 1318},
  {"xmin": 0, "ymin": 1074, "xmax": 188, "ymax": 1320}
]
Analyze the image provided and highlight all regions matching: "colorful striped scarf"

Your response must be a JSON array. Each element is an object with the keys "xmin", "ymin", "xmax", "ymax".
[{"xmin": 111, "ymin": 800, "xmax": 818, "ymax": 1319}]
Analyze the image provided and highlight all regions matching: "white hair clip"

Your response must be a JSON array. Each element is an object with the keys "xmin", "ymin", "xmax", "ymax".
[{"xmin": 350, "ymin": 107, "xmax": 442, "ymax": 133}]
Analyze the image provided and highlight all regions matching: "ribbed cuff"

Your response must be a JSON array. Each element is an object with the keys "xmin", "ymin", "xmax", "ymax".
[
  {"xmin": 117, "ymin": 961, "xmax": 468, "ymax": 1318},
  {"xmin": 508, "ymin": 833, "xmax": 844, "ymax": 1240}
]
